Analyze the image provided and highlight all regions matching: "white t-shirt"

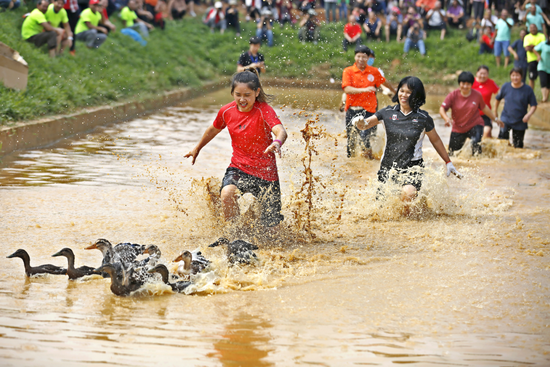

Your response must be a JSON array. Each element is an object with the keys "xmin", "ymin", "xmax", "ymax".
[{"xmin": 427, "ymin": 9, "xmax": 446, "ymax": 26}]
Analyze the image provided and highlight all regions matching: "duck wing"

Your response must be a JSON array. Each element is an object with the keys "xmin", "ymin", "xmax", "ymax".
[
  {"xmin": 33, "ymin": 264, "xmax": 67, "ymax": 275},
  {"xmin": 74, "ymin": 265, "xmax": 100, "ymax": 277},
  {"xmin": 113, "ymin": 243, "xmax": 145, "ymax": 264},
  {"xmin": 228, "ymin": 240, "xmax": 259, "ymax": 265}
]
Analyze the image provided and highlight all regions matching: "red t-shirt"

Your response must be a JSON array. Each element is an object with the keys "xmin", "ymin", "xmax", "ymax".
[
  {"xmin": 344, "ymin": 23, "xmax": 362, "ymax": 39},
  {"xmin": 472, "ymin": 78, "xmax": 499, "ymax": 116},
  {"xmin": 213, "ymin": 101, "xmax": 282, "ymax": 181},
  {"xmin": 481, "ymin": 34, "xmax": 494, "ymax": 49},
  {"xmin": 441, "ymin": 89, "xmax": 486, "ymax": 133}
]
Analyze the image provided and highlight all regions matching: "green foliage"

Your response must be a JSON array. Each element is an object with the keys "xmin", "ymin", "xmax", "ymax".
[{"xmin": 0, "ymin": 9, "xmax": 520, "ymax": 124}]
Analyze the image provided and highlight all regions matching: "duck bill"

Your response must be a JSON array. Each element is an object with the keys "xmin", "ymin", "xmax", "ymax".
[
  {"xmin": 51, "ymin": 251, "xmax": 63, "ymax": 257},
  {"xmin": 143, "ymin": 248, "xmax": 150, "ymax": 255},
  {"xmin": 6, "ymin": 252, "xmax": 17, "ymax": 258},
  {"xmin": 146, "ymin": 268, "xmax": 156, "ymax": 274},
  {"xmin": 85, "ymin": 244, "xmax": 98, "ymax": 250},
  {"xmin": 94, "ymin": 265, "xmax": 106, "ymax": 273},
  {"xmin": 173, "ymin": 255, "xmax": 183, "ymax": 262}
]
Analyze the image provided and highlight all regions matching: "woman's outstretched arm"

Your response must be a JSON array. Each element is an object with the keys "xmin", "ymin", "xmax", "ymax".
[{"xmin": 184, "ymin": 125, "xmax": 223, "ymax": 164}]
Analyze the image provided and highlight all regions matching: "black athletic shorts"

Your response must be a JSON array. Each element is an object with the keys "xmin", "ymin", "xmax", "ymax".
[
  {"xmin": 481, "ymin": 115, "xmax": 492, "ymax": 127},
  {"xmin": 221, "ymin": 167, "xmax": 284, "ymax": 227},
  {"xmin": 377, "ymin": 159, "xmax": 424, "ymax": 192},
  {"xmin": 540, "ymin": 70, "xmax": 549, "ymax": 89},
  {"xmin": 528, "ymin": 61, "xmax": 539, "ymax": 81}
]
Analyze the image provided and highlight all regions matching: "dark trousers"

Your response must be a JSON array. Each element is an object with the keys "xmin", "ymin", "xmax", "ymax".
[
  {"xmin": 345, "ymin": 109, "xmax": 376, "ymax": 158},
  {"xmin": 67, "ymin": 10, "xmax": 80, "ymax": 52},
  {"xmin": 498, "ymin": 125, "xmax": 526, "ymax": 148},
  {"xmin": 449, "ymin": 125, "xmax": 483, "ymax": 156},
  {"xmin": 342, "ymin": 38, "xmax": 362, "ymax": 51}
]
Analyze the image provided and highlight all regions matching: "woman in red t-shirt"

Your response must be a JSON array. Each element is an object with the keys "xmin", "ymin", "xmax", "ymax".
[
  {"xmin": 472, "ymin": 65, "xmax": 500, "ymax": 138},
  {"xmin": 185, "ymin": 69, "xmax": 288, "ymax": 228}
]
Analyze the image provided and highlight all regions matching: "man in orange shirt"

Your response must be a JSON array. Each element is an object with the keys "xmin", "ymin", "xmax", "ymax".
[{"xmin": 342, "ymin": 45, "xmax": 396, "ymax": 158}]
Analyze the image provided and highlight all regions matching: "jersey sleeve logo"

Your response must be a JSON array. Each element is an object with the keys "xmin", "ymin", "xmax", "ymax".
[{"xmin": 367, "ymin": 74, "xmax": 375, "ymax": 82}]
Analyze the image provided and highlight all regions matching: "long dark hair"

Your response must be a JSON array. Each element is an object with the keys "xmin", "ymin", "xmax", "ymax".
[
  {"xmin": 230, "ymin": 68, "xmax": 273, "ymax": 103},
  {"xmin": 392, "ymin": 76, "xmax": 426, "ymax": 111}
]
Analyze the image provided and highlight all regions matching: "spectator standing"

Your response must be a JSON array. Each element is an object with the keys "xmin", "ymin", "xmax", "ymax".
[
  {"xmin": 479, "ymin": 26, "xmax": 494, "ymax": 54},
  {"xmin": 473, "ymin": 65, "xmax": 500, "ymax": 137},
  {"xmin": 325, "ymin": 0, "xmax": 337, "ymax": 22},
  {"xmin": 237, "ymin": 37, "xmax": 266, "ymax": 74},
  {"xmin": 338, "ymin": 0, "xmax": 349, "ymax": 22},
  {"xmin": 403, "ymin": 21, "xmax": 426, "ymax": 57},
  {"xmin": 524, "ymin": 0, "xmax": 550, "ymax": 25},
  {"xmin": 45, "ymin": 0, "xmax": 73, "ymax": 55},
  {"xmin": 343, "ymin": 14, "xmax": 363, "ymax": 51},
  {"xmin": 425, "ymin": 1, "xmax": 447, "ymax": 40},
  {"xmin": 75, "ymin": 0, "xmax": 108, "ymax": 49},
  {"xmin": 204, "ymin": 2, "xmax": 226, "ymax": 34},
  {"xmin": 63, "ymin": 0, "xmax": 79, "ymax": 55},
  {"xmin": 226, "ymin": 0, "xmax": 241, "ymax": 36},
  {"xmin": 534, "ymin": 38, "xmax": 550, "ymax": 102},
  {"xmin": 415, "ymin": 0, "xmax": 436, "ymax": 17},
  {"xmin": 447, "ymin": 0, "xmax": 465, "ymax": 28},
  {"xmin": 440, "ymin": 71, "xmax": 499, "ymax": 156},
  {"xmin": 403, "ymin": 6, "xmax": 421, "ymax": 36},
  {"xmin": 99, "ymin": 0, "xmax": 116, "ymax": 33},
  {"xmin": 364, "ymin": 10, "xmax": 382, "ymax": 41},
  {"xmin": 509, "ymin": 29, "xmax": 529, "ymax": 82},
  {"xmin": 0, "ymin": 0, "xmax": 20, "ymax": 10},
  {"xmin": 493, "ymin": 9, "xmax": 514, "ymax": 67},
  {"xmin": 256, "ymin": 7, "xmax": 274, "ymax": 47},
  {"xmin": 495, "ymin": 67, "xmax": 537, "ymax": 148},
  {"xmin": 299, "ymin": 9, "xmax": 321, "ymax": 44},
  {"xmin": 524, "ymin": 23, "xmax": 546, "ymax": 89},
  {"xmin": 385, "ymin": 6, "xmax": 403, "ymax": 42},
  {"xmin": 121, "ymin": 0, "xmax": 153, "ymax": 37},
  {"xmin": 279, "ymin": 0, "xmax": 293, "ymax": 27},
  {"xmin": 341, "ymin": 45, "xmax": 396, "ymax": 158},
  {"xmin": 525, "ymin": 5, "xmax": 547, "ymax": 36},
  {"xmin": 480, "ymin": 9, "xmax": 498, "ymax": 30},
  {"xmin": 21, "ymin": 0, "xmax": 62, "ymax": 58}
]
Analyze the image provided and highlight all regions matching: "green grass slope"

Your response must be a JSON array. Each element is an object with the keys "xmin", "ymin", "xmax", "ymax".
[{"xmin": 0, "ymin": 7, "xmax": 517, "ymax": 124}]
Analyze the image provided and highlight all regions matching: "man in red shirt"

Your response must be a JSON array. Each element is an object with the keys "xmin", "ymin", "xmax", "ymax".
[
  {"xmin": 440, "ymin": 71, "xmax": 501, "ymax": 156},
  {"xmin": 342, "ymin": 45, "xmax": 396, "ymax": 158},
  {"xmin": 472, "ymin": 65, "xmax": 500, "ymax": 138},
  {"xmin": 343, "ymin": 14, "xmax": 362, "ymax": 52}
]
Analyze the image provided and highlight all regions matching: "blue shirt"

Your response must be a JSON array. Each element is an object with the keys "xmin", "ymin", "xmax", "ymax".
[
  {"xmin": 495, "ymin": 82, "xmax": 537, "ymax": 130},
  {"xmin": 510, "ymin": 39, "xmax": 527, "ymax": 68}
]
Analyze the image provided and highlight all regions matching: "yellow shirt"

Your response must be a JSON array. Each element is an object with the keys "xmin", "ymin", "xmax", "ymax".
[{"xmin": 524, "ymin": 32, "xmax": 546, "ymax": 63}]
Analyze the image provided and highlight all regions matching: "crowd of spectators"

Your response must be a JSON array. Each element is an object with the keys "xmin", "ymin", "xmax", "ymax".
[{"xmin": 3, "ymin": 0, "xmax": 550, "ymax": 101}]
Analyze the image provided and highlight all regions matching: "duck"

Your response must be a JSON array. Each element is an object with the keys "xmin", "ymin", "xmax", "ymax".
[
  {"xmin": 137, "ymin": 244, "xmax": 161, "ymax": 268},
  {"xmin": 209, "ymin": 237, "xmax": 259, "ymax": 265},
  {"xmin": 7, "ymin": 249, "xmax": 66, "ymax": 277},
  {"xmin": 173, "ymin": 250, "xmax": 210, "ymax": 277},
  {"xmin": 51, "ymin": 248, "xmax": 100, "ymax": 280},
  {"xmin": 95, "ymin": 263, "xmax": 145, "ymax": 296},
  {"xmin": 147, "ymin": 264, "xmax": 191, "ymax": 292},
  {"xmin": 85, "ymin": 239, "xmax": 145, "ymax": 267}
]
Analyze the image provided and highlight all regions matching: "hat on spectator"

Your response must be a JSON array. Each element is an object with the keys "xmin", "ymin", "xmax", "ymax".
[
  {"xmin": 249, "ymin": 37, "xmax": 261, "ymax": 44},
  {"xmin": 391, "ymin": 6, "xmax": 400, "ymax": 14},
  {"xmin": 355, "ymin": 45, "xmax": 372, "ymax": 55},
  {"xmin": 214, "ymin": 1, "xmax": 223, "ymax": 8},
  {"xmin": 89, "ymin": 0, "xmax": 100, "ymax": 4},
  {"xmin": 229, "ymin": 0, "xmax": 237, "ymax": 4}
]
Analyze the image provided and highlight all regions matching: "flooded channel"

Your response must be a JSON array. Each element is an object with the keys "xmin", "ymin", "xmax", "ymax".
[{"xmin": 1, "ymin": 87, "xmax": 549, "ymax": 366}]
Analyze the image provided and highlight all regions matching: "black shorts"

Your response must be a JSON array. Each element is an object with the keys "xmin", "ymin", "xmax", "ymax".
[
  {"xmin": 377, "ymin": 159, "xmax": 424, "ymax": 192},
  {"xmin": 540, "ymin": 70, "xmax": 549, "ymax": 88},
  {"xmin": 528, "ymin": 61, "xmax": 539, "ymax": 81},
  {"xmin": 26, "ymin": 31, "xmax": 57, "ymax": 50},
  {"xmin": 221, "ymin": 167, "xmax": 284, "ymax": 227},
  {"xmin": 481, "ymin": 115, "xmax": 492, "ymax": 127}
]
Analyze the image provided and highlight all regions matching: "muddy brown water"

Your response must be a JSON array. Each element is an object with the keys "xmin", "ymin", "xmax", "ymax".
[{"xmin": 1, "ymin": 87, "xmax": 549, "ymax": 366}]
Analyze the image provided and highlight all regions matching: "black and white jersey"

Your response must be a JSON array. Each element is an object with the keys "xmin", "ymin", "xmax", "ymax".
[{"xmin": 374, "ymin": 105, "xmax": 435, "ymax": 169}]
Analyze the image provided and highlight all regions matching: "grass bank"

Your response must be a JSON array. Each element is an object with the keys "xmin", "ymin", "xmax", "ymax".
[{"xmin": 0, "ymin": 7, "xmax": 517, "ymax": 124}]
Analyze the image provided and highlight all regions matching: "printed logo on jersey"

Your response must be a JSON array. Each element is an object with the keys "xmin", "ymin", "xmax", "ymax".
[
  {"xmin": 472, "ymin": 102, "xmax": 476, "ymax": 105},
  {"xmin": 392, "ymin": 114, "xmax": 398, "ymax": 120},
  {"xmin": 367, "ymin": 74, "xmax": 375, "ymax": 82},
  {"xmin": 412, "ymin": 118, "xmax": 418, "ymax": 122}
]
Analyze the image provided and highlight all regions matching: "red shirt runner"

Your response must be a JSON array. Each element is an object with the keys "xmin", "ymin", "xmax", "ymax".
[
  {"xmin": 213, "ymin": 101, "xmax": 282, "ymax": 181},
  {"xmin": 473, "ymin": 78, "xmax": 499, "ymax": 116},
  {"xmin": 441, "ymin": 89, "xmax": 486, "ymax": 133}
]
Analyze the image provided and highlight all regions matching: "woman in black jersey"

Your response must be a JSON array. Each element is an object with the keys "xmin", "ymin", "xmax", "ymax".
[{"xmin": 354, "ymin": 76, "xmax": 462, "ymax": 202}]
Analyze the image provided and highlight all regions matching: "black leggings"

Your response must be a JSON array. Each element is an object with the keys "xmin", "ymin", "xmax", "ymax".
[
  {"xmin": 498, "ymin": 125, "xmax": 526, "ymax": 148},
  {"xmin": 449, "ymin": 125, "xmax": 484, "ymax": 156}
]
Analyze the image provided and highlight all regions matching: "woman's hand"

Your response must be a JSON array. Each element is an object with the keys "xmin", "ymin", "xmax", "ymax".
[
  {"xmin": 444, "ymin": 119, "xmax": 453, "ymax": 127},
  {"xmin": 523, "ymin": 114, "xmax": 531, "ymax": 123},
  {"xmin": 446, "ymin": 162, "xmax": 463, "ymax": 178},
  {"xmin": 264, "ymin": 142, "xmax": 282, "ymax": 157},
  {"xmin": 184, "ymin": 147, "xmax": 200, "ymax": 165}
]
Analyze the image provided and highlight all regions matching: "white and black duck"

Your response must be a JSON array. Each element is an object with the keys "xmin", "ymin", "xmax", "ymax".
[
  {"xmin": 209, "ymin": 238, "xmax": 259, "ymax": 265},
  {"xmin": 147, "ymin": 264, "xmax": 191, "ymax": 292}
]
